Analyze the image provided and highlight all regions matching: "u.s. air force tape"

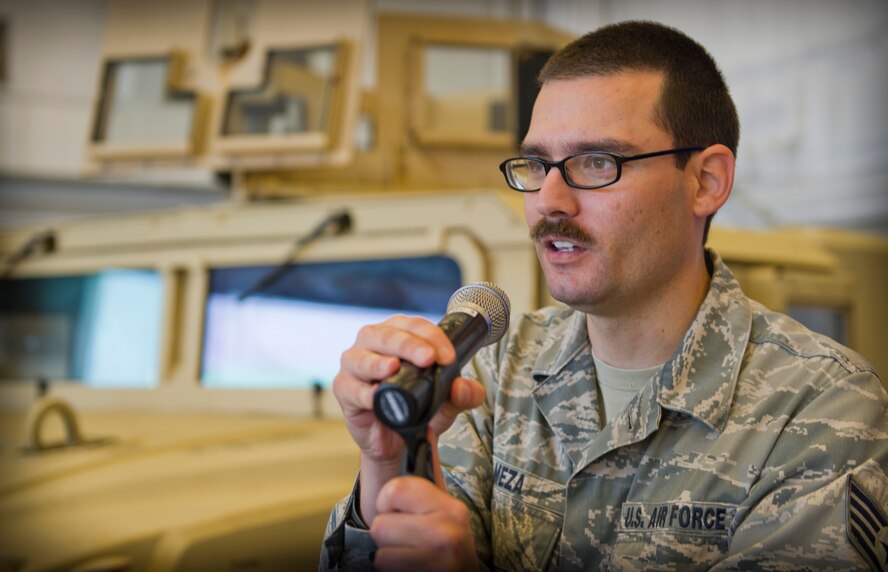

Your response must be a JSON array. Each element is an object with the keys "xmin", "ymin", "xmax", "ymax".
[{"xmin": 619, "ymin": 501, "xmax": 736, "ymax": 535}]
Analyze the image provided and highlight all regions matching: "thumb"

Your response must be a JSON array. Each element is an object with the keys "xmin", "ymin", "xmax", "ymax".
[
  {"xmin": 451, "ymin": 377, "xmax": 486, "ymax": 410},
  {"xmin": 430, "ymin": 377, "xmax": 485, "ymax": 436}
]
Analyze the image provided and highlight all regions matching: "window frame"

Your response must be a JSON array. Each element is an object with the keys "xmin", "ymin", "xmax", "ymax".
[
  {"xmin": 408, "ymin": 38, "xmax": 515, "ymax": 150},
  {"xmin": 211, "ymin": 42, "xmax": 349, "ymax": 157},
  {"xmin": 88, "ymin": 51, "xmax": 207, "ymax": 161}
]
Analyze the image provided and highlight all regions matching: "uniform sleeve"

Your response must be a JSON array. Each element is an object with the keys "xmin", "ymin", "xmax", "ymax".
[
  {"xmin": 438, "ymin": 344, "xmax": 501, "ymax": 571},
  {"xmin": 716, "ymin": 370, "xmax": 888, "ymax": 571},
  {"xmin": 318, "ymin": 478, "xmax": 377, "ymax": 571}
]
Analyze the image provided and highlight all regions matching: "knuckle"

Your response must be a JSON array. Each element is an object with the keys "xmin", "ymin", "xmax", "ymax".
[
  {"xmin": 378, "ymin": 330, "xmax": 416, "ymax": 360},
  {"xmin": 385, "ymin": 477, "xmax": 408, "ymax": 499},
  {"xmin": 368, "ymin": 514, "xmax": 386, "ymax": 537},
  {"xmin": 448, "ymin": 501, "xmax": 470, "ymax": 526},
  {"xmin": 356, "ymin": 323, "xmax": 379, "ymax": 341},
  {"xmin": 340, "ymin": 345, "xmax": 391, "ymax": 382},
  {"xmin": 330, "ymin": 372, "xmax": 346, "ymax": 398},
  {"xmin": 430, "ymin": 525, "xmax": 461, "ymax": 554},
  {"xmin": 339, "ymin": 346, "xmax": 362, "ymax": 372},
  {"xmin": 378, "ymin": 324, "xmax": 406, "ymax": 347}
]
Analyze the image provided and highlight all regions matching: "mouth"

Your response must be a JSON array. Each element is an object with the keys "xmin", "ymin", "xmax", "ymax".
[
  {"xmin": 550, "ymin": 239, "xmax": 580, "ymax": 252},
  {"xmin": 541, "ymin": 236, "xmax": 588, "ymax": 254},
  {"xmin": 530, "ymin": 219, "xmax": 593, "ymax": 256}
]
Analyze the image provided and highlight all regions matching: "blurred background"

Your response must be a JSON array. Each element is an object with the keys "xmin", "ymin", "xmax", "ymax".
[
  {"xmin": 0, "ymin": 1, "xmax": 885, "ymax": 571},
  {"xmin": 1, "ymin": 0, "xmax": 886, "ymax": 232}
]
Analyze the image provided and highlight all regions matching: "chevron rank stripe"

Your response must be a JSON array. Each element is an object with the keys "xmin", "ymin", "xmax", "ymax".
[{"xmin": 847, "ymin": 476, "xmax": 888, "ymax": 572}]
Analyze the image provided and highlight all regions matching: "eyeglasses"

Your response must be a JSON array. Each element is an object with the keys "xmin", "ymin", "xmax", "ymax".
[{"xmin": 498, "ymin": 146, "xmax": 703, "ymax": 192}]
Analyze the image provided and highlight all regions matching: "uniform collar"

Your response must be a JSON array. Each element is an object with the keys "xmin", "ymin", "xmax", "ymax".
[
  {"xmin": 531, "ymin": 310, "xmax": 589, "ymax": 383},
  {"xmin": 656, "ymin": 250, "xmax": 751, "ymax": 432},
  {"xmin": 531, "ymin": 249, "xmax": 751, "ymax": 434}
]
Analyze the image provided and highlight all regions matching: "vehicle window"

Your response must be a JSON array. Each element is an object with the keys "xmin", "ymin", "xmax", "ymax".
[
  {"xmin": 92, "ymin": 57, "xmax": 196, "ymax": 146},
  {"xmin": 222, "ymin": 45, "xmax": 340, "ymax": 136},
  {"xmin": 201, "ymin": 256, "xmax": 462, "ymax": 388},
  {"xmin": 421, "ymin": 44, "xmax": 512, "ymax": 139},
  {"xmin": 0, "ymin": 269, "xmax": 163, "ymax": 387}
]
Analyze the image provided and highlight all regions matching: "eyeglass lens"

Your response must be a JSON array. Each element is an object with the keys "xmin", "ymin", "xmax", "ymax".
[{"xmin": 507, "ymin": 153, "xmax": 619, "ymax": 191}]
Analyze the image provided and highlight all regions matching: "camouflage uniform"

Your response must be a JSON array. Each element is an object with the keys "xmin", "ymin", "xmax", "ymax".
[{"xmin": 320, "ymin": 251, "xmax": 888, "ymax": 571}]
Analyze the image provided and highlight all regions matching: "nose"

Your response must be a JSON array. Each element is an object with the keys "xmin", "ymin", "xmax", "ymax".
[{"xmin": 532, "ymin": 164, "xmax": 580, "ymax": 219}]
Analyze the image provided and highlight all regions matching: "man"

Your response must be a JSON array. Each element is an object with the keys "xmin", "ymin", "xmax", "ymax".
[{"xmin": 320, "ymin": 21, "xmax": 888, "ymax": 571}]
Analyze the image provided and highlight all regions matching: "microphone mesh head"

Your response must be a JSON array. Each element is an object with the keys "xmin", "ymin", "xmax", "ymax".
[{"xmin": 447, "ymin": 282, "xmax": 511, "ymax": 346}]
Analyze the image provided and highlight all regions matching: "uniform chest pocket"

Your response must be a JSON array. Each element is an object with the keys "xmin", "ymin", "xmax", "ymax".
[
  {"xmin": 607, "ymin": 501, "xmax": 735, "ymax": 571},
  {"xmin": 491, "ymin": 487, "xmax": 562, "ymax": 572},
  {"xmin": 488, "ymin": 459, "xmax": 565, "ymax": 571}
]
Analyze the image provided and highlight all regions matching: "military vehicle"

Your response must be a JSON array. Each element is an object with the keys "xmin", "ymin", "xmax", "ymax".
[{"xmin": 0, "ymin": 2, "xmax": 885, "ymax": 571}]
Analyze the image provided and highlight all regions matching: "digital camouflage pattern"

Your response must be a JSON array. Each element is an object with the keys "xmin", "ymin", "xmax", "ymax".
[{"xmin": 320, "ymin": 251, "xmax": 888, "ymax": 571}]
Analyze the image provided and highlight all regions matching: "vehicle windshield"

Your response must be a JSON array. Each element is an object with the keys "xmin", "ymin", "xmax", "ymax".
[
  {"xmin": 0, "ymin": 269, "xmax": 163, "ymax": 387},
  {"xmin": 201, "ymin": 255, "xmax": 462, "ymax": 388}
]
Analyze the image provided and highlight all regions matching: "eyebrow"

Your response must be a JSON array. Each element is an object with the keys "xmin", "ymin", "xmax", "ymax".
[{"xmin": 519, "ymin": 138, "xmax": 640, "ymax": 158}]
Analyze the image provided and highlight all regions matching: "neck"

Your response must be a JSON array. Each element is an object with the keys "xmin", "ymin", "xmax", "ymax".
[{"xmin": 586, "ymin": 252, "xmax": 711, "ymax": 369}]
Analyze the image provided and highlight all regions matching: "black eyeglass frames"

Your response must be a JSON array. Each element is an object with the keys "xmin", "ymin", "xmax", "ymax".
[{"xmin": 498, "ymin": 146, "xmax": 703, "ymax": 192}]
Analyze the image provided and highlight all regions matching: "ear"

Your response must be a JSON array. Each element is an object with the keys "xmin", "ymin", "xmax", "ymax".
[{"xmin": 689, "ymin": 144, "xmax": 735, "ymax": 218}]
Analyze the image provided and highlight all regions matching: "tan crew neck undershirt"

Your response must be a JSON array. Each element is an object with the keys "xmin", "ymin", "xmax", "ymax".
[{"xmin": 591, "ymin": 351, "xmax": 663, "ymax": 426}]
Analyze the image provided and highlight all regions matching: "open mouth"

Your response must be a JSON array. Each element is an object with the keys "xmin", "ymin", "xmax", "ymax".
[
  {"xmin": 530, "ymin": 219, "xmax": 592, "ymax": 255},
  {"xmin": 551, "ymin": 240, "xmax": 578, "ymax": 253},
  {"xmin": 543, "ymin": 237, "xmax": 587, "ymax": 254}
]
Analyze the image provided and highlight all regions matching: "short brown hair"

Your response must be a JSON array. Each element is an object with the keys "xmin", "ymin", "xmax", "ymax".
[{"xmin": 539, "ymin": 21, "xmax": 739, "ymax": 243}]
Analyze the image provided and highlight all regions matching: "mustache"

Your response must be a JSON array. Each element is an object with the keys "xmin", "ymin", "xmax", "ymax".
[{"xmin": 529, "ymin": 218, "xmax": 593, "ymax": 245}]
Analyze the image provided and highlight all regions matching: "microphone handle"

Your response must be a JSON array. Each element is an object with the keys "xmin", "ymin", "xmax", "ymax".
[{"xmin": 374, "ymin": 310, "xmax": 488, "ymax": 430}]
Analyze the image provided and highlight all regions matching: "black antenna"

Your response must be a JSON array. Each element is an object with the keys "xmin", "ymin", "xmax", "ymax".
[
  {"xmin": 1, "ymin": 229, "xmax": 56, "ymax": 279},
  {"xmin": 238, "ymin": 210, "xmax": 352, "ymax": 301}
]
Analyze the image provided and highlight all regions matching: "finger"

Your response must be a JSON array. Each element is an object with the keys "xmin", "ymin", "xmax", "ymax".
[
  {"xmin": 339, "ymin": 344, "xmax": 401, "ymax": 382},
  {"xmin": 364, "ymin": 315, "xmax": 456, "ymax": 367},
  {"xmin": 333, "ymin": 315, "xmax": 466, "ymax": 418},
  {"xmin": 449, "ymin": 376, "xmax": 486, "ymax": 410},
  {"xmin": 370, "ymin": 512, "xmax": 430, "ymax": 548},
  {"xmin": 373, "ymin": 546, "xmax": 447, "ymax": 572},
  {"xmin": 429, "ymin": 377, "xmax": 486, "ymax": 435},
  {"xmin": 331, "ymin": 370, "xmax": 380, "ymax": 413},
  {"xmin": 377, "ymin": 475, "xmax": 452, "ymax": 516},
  {"xmin": 341, "ymin": 316, "xmax": 456, "ymax": 386},
  {"xmin": 371, "ymin": 509, "xmax": 469, "ymax": 550},
  {"xmin": 385, "ymin": 314, "xmax": 457, "ymax": 364}
]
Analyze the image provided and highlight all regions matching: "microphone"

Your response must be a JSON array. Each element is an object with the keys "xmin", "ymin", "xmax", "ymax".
[{"xmin": 373, "ymin": 282, "xmax": 511, "ymax": 430}]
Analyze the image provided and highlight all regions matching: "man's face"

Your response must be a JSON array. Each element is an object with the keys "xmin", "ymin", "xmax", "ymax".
[{"xmin": 522, "ymin": 71, "xmax": 701, "ymax": 315}]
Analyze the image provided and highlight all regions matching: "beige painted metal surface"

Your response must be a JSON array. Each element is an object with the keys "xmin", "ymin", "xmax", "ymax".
[{"xmin": 0, "ymin": 409, "xmax": 358, "ymax": 571}]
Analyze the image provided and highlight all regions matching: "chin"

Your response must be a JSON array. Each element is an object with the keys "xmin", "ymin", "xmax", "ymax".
[{"xmin": 546, "ymin": 282, "xmax": 602, "ymax": 311}]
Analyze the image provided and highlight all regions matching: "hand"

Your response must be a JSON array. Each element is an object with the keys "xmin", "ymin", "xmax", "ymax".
[
  {"xmin": 371, "ymin": 476, "xmax": 479, "ymax": 572},
  {"xmin": 331, "ymin": 314, "xmax": 486, "ymax": 521}
]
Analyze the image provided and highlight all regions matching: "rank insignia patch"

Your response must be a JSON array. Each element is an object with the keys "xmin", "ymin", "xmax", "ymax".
[{"xmin": 847, "ymin": 476, "xmax": 888, "ymax": 572}]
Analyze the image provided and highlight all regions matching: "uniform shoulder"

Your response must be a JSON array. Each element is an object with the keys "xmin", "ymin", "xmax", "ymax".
[{"xmin": 747, "ymin": 299, "xmax": 879, "ymax": 380}]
